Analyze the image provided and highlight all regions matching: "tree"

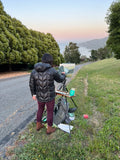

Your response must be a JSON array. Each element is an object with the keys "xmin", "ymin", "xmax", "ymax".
[
  {"xmin": 90, "ymin": 50, "xmax": 98, "ymax": 61},
  {"xmin": 59, "ymin": 53, "xmax": 64, "ymax": 64},
  {"xmin": 64, "ymin": 42, "xmax": 81, "ymax": 64},
  {"xmin": 0, "ymin": 1, "xmax": 4, "ymax": 14},
  {"xmin": 0, "ymin": 1, "xmax": 64, "ymax": 71},
  {"xmin": 106, "ymin": 1, "xmax": 120, "ymax": 59},
  {"xmin": 90, "ymin": 47, "xmax": 112, "ymax": 61},
  {"xmin": 0, "ymin": 51, "xmax": 5, "ymax": 63},
  {"xmin": 64, "ymin": 46, "xmax": 70, "ymax": 62}
]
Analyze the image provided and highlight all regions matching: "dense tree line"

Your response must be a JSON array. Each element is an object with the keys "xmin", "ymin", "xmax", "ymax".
[
  {"xmin": 90, "ymin": 47, "xmax": 112, "ymax": 61},
  {"xmin": 0, "ymin": 1, "xmax": 64, "ymax": 71},
  {"xmin": 106, "ymin": 0, "xmax": 120, "ymax": 59},
  {"xmin": 64, "ymin": 42, "xmax": 81, "ymax": 64}
]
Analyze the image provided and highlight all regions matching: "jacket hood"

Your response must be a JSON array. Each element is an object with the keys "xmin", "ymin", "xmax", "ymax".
[{"xmin": 34, "ymin": 62, "xmax": 51, "ymax": 72}]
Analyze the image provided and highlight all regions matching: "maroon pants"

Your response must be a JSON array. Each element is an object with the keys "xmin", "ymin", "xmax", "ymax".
[{"xmin": 37, "ymin": 99, "xmax": 55, "ymax": 126}]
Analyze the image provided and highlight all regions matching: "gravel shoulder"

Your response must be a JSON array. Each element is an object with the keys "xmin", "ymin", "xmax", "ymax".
[{"xmin": 0, "ymin": 71, "xmax": 30, "ymax": 80}]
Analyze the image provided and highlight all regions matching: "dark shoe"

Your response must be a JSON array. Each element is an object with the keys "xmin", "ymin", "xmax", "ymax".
[
  {"xmin": 46, "ymin": 126, "xmax": 56, "ymax": 134},
  {"xmin": 36, "ymin": 122, "xmax": 44, "ymax": 131},
  {"xmin": 68, "ymin": 107, "xmax": 77, "ymax": 113}
]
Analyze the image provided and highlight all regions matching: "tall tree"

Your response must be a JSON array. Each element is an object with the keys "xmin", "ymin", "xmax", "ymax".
[
  {"xmin": 64, "ymin": 42, "xmax": 81, "ymax": 64},
  {"xmin": 106, "ymin": 0, "xmax": 120, "ymax": 59},
  {"xmin": 64, "ymin": 46, "xmax": 70, "ymax": 62}
]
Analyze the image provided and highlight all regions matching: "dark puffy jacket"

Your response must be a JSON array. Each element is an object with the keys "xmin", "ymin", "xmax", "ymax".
[{"xmin": 29, "ymin": 62, "xmax": 65, "ymax": 102}]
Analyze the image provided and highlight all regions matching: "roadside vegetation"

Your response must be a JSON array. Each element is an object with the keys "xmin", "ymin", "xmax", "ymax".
[
  {"xmin": 0, "ymin": 1, "xmax": 64, "ymax": 72},
  {"xmin": 5, "ymin": 58, "xmax": 120, "ymax": 160}
]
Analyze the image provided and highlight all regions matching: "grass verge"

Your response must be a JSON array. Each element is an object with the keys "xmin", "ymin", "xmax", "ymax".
[{"xmin": 6, "ymin": 58, "xmax": 120, "ymax": 160}]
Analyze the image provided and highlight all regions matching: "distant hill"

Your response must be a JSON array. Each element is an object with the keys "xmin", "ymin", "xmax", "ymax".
[
  {"xmin": 58, "ymin": 37, "xmax": 108, "ymax": 54},
  {"xmin": 78, "ymin": 37, "xmax": 108, "ymax": 50}
]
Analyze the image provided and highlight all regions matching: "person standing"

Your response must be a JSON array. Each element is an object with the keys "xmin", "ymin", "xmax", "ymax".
[{"xmin": 29, "ymin": 53, "xmax": 65, "ymax": 134}]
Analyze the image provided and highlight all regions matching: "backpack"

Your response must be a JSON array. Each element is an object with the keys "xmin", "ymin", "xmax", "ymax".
[{"xmin": 53, "ymin": 97, "xmax": 71, "ymax": 125}]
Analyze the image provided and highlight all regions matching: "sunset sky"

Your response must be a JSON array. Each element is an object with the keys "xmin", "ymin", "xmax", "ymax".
[{"xmin": 1, "ymin": 0, "xmax": 114, "ymax": 42}]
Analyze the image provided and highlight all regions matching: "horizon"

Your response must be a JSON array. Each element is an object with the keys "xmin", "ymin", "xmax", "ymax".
[
  {"xmin": 1, "ymin": 0, "xmax": 114, "ymax": 42},
  {"xmin": 57, "ymin": 36, "xmax": 108, "ymax": 56},
  {"xmin": 56, "ymin": 36, "xmax": 108, "ymax": 43}
]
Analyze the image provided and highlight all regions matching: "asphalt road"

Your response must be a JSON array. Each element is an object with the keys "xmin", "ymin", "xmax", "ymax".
[
  {"xmin": 0, "ymin": 62, "xmax": 92, "ymax": 157},
  {"xmin": 0, "ymin": 75, "xmax": 37, "ymax": 157}
]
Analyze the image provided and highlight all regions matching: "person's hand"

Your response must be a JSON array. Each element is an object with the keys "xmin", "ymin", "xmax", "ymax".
[
  {"xmin": 61, "ymin": 72, "xmax": 65, "ymax": 74},
  {"xmin": 32, "ymin": 95, "xmax": 37, "ymax": 101}
]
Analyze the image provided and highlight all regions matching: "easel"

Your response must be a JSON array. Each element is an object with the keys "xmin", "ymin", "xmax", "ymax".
[
  {"xmin": 55, "ymin": 90, "xmax": 77, "ymax": 109},
  {"xmin": 56, "ymin": 77, "xmax": 78, "ymax": 109}
]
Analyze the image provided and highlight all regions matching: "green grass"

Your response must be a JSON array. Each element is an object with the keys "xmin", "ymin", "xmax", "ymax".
[{"xmin": 8, "ymin": 58, "xmax": 120, "ymax": 160}]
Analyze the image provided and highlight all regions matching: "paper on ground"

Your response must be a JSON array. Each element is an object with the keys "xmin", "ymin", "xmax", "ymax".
[{"xmin": 58, "ymin": 123, "xmax": 73, "ymax": 133}]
